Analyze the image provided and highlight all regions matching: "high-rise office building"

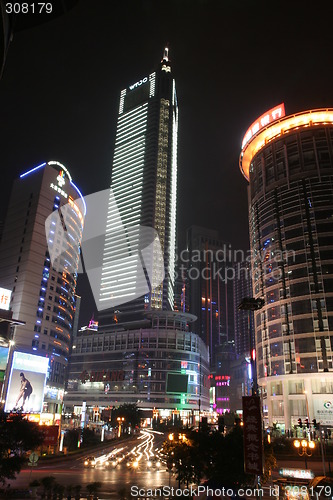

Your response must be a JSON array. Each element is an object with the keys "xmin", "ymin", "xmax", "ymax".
[
  {"xmin": 0, "ymin": 161, "xmax": 84, "ymax": 417},
  {"xmin": 99, "ymin": 48, "xmax": 178, "ymax": 323},
  {"xmin": 233, "ymin": 261, "xmax": 254, "ymax": 356},
  {"xmin": 240, "ymin": 105, "xmax": 333, "ymax": 431},
  {"xmin": 186, "ymin": 226, "xmax": 234, "ymax": 368}
]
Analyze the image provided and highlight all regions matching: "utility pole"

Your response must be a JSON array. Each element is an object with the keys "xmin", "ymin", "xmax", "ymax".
[
  {"xmin": 238, "ymin": 297, "xmax": 264, "ymax": 396},
  {"xmin": 239, "ymin": 297, "xmax": 265, "ymax": 494}
]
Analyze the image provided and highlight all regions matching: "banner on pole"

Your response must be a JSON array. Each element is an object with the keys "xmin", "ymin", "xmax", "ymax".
[{"xmin": 243, "ymin": 396, "xmax": 263, "ymax": 475}]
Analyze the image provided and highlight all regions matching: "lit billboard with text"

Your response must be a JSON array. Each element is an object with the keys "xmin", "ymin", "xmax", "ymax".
[
  {"xmin": 0, "ymin": 287, "xmax": 12, "ymax": 311},
  {"xmin": 4, "ymin": 352, "xmax": 49, "ymax": 413}
]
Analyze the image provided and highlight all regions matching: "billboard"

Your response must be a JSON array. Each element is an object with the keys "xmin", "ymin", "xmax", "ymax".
[
  {"xmin": 243, "ymin": 396, "xmax": 263, "ymax": 475},
  {"xmin": 40, "ymin": 425, "xmax": 60, "ymax": 446},
  {"xmin": 0, "ymin": 287, "xmax": 12, "ymax": 310},
  {"xmin": 166, "ymin": 373, "xmax": 188, "ymax": 393},
  {"xmin": 4, "ymin": 352, "xmax": 49, "ymax": 413},
  {"xmin": 313, "ymin": 398, "xmax": 333, "ymax": 425}
]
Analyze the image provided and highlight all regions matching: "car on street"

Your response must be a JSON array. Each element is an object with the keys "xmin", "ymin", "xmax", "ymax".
[
  {"xmin": 126, "ymin": 456, "xmax": 139, "ymax": 470},
  {"xmin": 105, "ymin": 456, "xmax": 118, "ymax": 468},
  {"xmin": 84, "ymin": 456, "xmax": 96, "ymax": 468}
]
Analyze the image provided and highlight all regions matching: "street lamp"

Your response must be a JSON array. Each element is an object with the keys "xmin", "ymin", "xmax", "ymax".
[
  {"xmin": 293, "ymin": 439, "xmax": 315, "ymax": 468},
  {"xmin": 117, "ymin": 417, "xmax": 125, "ymax": 438},
  {"xmin": 238, "ymin": 297, "xmax": 264, "ymax": 396}
]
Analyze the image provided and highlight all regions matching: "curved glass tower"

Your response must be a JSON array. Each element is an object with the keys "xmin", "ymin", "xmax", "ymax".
[
  {"xmin": 0, "ymin": 161, "xmax": 84, "ymax": 417},
  {"xmin": 240, "ymin": 108, "xmax": 333, "ymax": 432}
]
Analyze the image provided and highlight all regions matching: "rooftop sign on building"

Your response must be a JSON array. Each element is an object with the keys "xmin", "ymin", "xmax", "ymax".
[{"xmin": 241, "ymin": 103, "xmax": 285, "ymax": 149}]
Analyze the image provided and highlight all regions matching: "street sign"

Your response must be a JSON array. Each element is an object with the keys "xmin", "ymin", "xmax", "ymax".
[
  {"xmin": 243, "ymin": 396, "xmax": 263, "ymax": 475},
  {"xmin": 279, "ymin": 468, "xmax": 314, "ymax": 480},
  {"xmin": 29, "ymin": 452, "xmax": 39, "ymax": 465}
]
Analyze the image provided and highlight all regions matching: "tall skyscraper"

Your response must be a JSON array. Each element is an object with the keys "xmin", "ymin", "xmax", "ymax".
[
  {"xmin": 233, "ymin": 261, "xmax": 254, "ymax": 356},
  {"xmin": 186, "ymin": 226, "xmax": 234, "ymax": 368},
  {"xmin": 0, "ymin": 161, "xmax": 84, "ymax": 416},
  {"xmin": 240, "ymin": 105, "xmax": 333, "ymax": 431},
  {"xmin": 99, "ymin": 48, "xmax": 178, "ymax": 323}
]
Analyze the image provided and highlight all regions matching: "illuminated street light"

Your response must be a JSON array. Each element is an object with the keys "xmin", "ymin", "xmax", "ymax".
[
  {"xmin": 293, "ymin": 439, "xmax": 315, "ymax": 468},
  {"xmin": 117, "ymin": 417, "xmax": 125, "ymax": 438}
]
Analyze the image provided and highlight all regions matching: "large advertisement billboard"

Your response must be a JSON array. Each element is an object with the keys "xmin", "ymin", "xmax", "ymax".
[
  {"xmin": 313, "ymin": 398, "xmax": 333, "ymax": 425},
  {"xmin": 166, "ymin": 373, "xmax": 188, "ymax": 393},
  {"xmin": 4, "ymin": 352, "xmax": 49, "ymax": 413}
]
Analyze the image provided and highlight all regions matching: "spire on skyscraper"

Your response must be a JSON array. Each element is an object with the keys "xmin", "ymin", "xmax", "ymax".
[
  {"xmin": 161, "ymin": 46, "xmax": 171, "ymax": 72},
  {"xmin": 162, "ymin": 46, "xmax": 169, "ymax": 62}
]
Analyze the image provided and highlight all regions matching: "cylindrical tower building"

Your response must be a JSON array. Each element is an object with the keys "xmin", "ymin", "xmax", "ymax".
[{"xmin": 240, "ymin": 107, "xmax": 333, "ymax": 432}]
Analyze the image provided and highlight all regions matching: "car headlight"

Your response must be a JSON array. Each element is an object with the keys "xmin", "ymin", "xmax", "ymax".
[
  {"xmin": 147, "ymin": 461, "xmax": 152, "ymax": 467},
  {"xmin": 84, "ymin": 461, "xmax": 88, "ymax": 465},
  {"xmin": 91, "ymin": 461, "xmax": 96, "ymax": 465},
  {"xmin": 105, "ymin": 461, "xmax": 109, "ymax": 466},
  {"xmin": 112, "ymin": 461, "xmax": 117, "ymax": 467},
  {"xmin": 156, "ymin": 461, "xmax": 161, "ymax": 468},
  {"xmin": 133, "ymin": 461, "xmax": 139, "ymax": 468}
]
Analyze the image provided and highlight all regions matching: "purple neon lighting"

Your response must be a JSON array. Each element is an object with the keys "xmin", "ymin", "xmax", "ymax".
[{"xmin": 20, "ymin": 162, "xmax": 47, "ymax": 178}]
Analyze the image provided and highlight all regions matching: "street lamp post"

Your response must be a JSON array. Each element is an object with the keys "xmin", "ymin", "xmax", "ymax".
[
  {"xmin": 293, "ymin": 439, "xmax": 315, "ymax": 469},
  {"xmin": 117, "ymin": 417, "xmax": 124, "ymax": 438}
]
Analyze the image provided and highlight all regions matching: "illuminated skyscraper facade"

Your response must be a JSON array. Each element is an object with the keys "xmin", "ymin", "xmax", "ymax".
[
  {"xmin": 240, "ymin": 106, "xmax": 333, "ymax": 431},
  {"xmin": 0, "ymin": 161, "xmax": 84, "ymax": 415},
  {"xmin": 99, "ymin": 48, "xmax": 178, "ymax": 322}
]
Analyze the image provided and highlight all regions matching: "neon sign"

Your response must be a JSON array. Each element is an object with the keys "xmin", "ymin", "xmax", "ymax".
[
  {"xmin": 0, "ymin": 287, "xmax": 11, "ymax": 310},
  {"xmin": 50, "ymin": 182, "xmax": 67, "ymax": 199},
  {"xmin": 129, "ymin": 77, "xmax": 148, "ymax": 90},
  {"xmin": 57, "ymin": 170, "xmax": 66, "ymax": 188},
  {"xmin": 241, "ymin": 103, "xmax": 285, "ymax": 149},
  {"xmin": 279, "ymin": 468, "xmax": 314, "ymax": 479},
  {"xmin": 50, "ymin": 169, "xmax": 68, "ymax": 198}
]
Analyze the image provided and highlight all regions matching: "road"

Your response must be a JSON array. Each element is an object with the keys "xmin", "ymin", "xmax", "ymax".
[
  {"xmin": 10, "ymin": 430, "xmax": 177, "ymax": 498},
  {"xmin": 9, "ymin": 435, "xmax": 332, "ymax": 499}
]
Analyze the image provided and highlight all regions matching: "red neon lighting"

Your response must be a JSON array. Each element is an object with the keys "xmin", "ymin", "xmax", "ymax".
[{"xmin": 242, "ymin": 103, "xmax": 285, "ymax": 149}]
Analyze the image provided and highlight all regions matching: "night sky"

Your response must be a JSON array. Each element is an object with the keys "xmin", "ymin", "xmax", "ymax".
[{"xmin": 1, "ymin": 0, "xmax": 332, "ymax": 325}]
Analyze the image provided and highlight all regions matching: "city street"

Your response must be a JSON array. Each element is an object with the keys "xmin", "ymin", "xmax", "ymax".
[
  {"xmin": 8, "ymin": 430, "xmax": 177, "ymax": 498},
  {"xmin": 8, "ymin": 429, "xmax": 332, "ymax": 499}
]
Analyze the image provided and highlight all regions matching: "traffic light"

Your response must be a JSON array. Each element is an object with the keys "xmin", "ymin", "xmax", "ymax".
[
  {"xmin": 298, "ymin": 418, "xmax": 302, "ymax": 428},
  {"xmin": 312, "ymin": 419, "xmax": 319, "ymax": 430},
  {"xmin": 305, "ymin": 418, "xmax": 309, "ymax": 428}
]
